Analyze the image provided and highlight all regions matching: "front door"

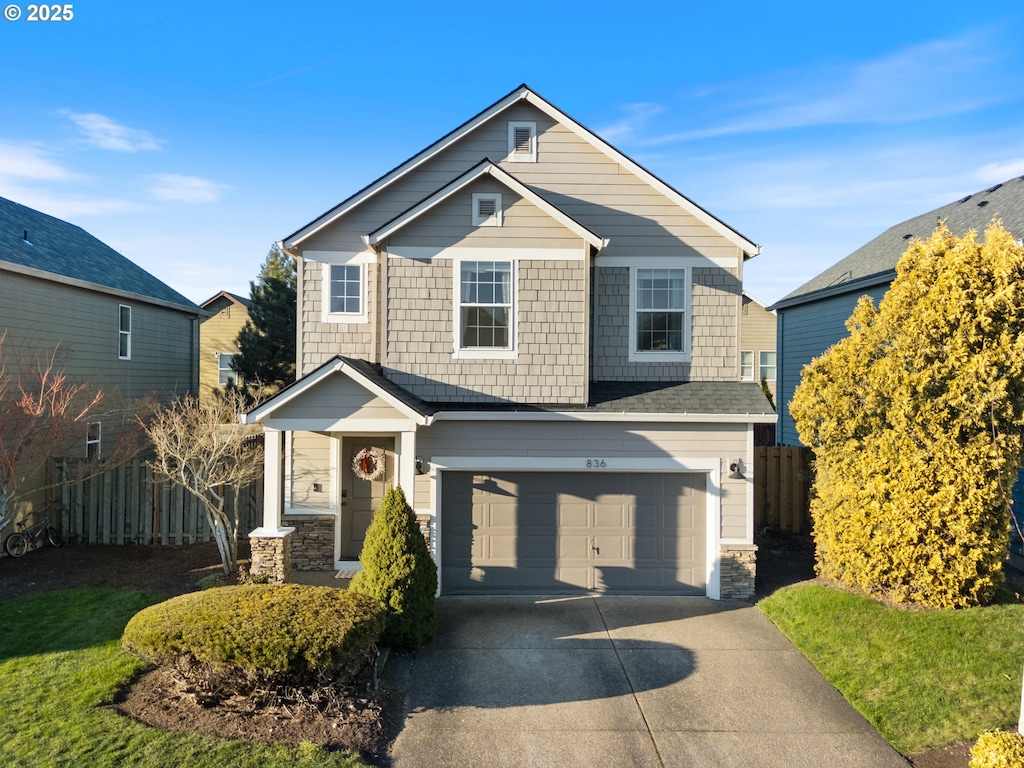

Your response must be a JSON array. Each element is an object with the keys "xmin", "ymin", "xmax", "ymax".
[{"xmin": 340, "ymin": 438, "xmax": 395, "ymax": 560}]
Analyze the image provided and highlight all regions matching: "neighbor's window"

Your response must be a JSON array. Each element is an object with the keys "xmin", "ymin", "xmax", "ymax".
[
  {"xmin": 759, "ymin": 351, "xmax": 777, "ymax": 382},
  {"xmin": 459, "ymin": 261, "xmax": 512, "ymax": 349},
  {"xmin": 218, "ymin": 353, "xmax": 240, "ymax": 386},
  {"xmin": 118, "ymin": 304, "xmax": 131, "ymax": 360},
  {"xmin": 740, "ymin": 351, "xmax": 754, "ymax": 381},
  {"xmin": 86, "ymin": 422, "xmax": 101, "ymax": 459},
  {"xmin": 635, "ymin": 268, "xmax": 687, "ymax": 353}
]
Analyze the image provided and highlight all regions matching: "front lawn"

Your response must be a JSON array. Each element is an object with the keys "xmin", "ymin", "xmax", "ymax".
[
  {"xmin": 0, "ymin": 588, "xmax": 371, "ymax": 768},
  {"xmin": 759, "ymin": 582, "xmax": 1024, "ymax": 755}
]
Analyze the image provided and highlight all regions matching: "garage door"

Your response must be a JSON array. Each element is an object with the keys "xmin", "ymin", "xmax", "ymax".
[{"xmin": 441, "ymin": 472, "xmax": 706, "ymax": 595}]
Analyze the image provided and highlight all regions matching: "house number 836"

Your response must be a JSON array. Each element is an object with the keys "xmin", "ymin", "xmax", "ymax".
[{"xmin": 586, "ymin": 459, "xmax": 607, "ymax": 468}]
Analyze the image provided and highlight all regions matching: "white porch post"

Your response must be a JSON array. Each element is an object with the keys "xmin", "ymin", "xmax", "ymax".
[
  {"xmin": 398, "ymin": 429, "xmax": 417, "ymax": 496},
  {"xmin": 262, "ymin": 428, "xmax": 284, "ymax": 530}
]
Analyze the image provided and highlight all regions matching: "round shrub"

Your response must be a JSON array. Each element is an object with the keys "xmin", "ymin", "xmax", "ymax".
[
  {"xmin": 122, "ymin": 584, "xmax": 385, "ymax": 680},
  {"xmin": 969, "ymin": 730, "xmax": 1024, "ymax": 768}
]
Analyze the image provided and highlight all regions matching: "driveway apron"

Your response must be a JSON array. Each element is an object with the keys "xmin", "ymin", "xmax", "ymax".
[{"xmin": 384, "ymin": 596, "xmax": 908, "ymax": 768}]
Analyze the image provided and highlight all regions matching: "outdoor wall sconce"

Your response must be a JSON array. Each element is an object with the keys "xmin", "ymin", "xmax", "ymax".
[
  {"xmin": 415, "ymin": 458, "xmax": 429, "ymax": 475},
  {"xmin": 728, "ymin": 460, "xmax": 745, "ymax": 480}
]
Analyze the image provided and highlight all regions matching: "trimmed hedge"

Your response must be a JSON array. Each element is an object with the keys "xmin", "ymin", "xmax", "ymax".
[
  {"xmin": 969, "ymin": 731, "xmax": 1024, "ymax": 768},
  {"xmin": 122, "ymin": 584, "xmax": 385, "ymax": 679}
]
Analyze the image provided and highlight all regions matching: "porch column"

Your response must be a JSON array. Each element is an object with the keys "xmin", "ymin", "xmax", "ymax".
[
  {"xmin": 398, "ymin": 429, "xmax": 417, "ymax": 496},
  {"xmin": 262, "ymin": 427, "xmax": 284, "ymax": 529}
]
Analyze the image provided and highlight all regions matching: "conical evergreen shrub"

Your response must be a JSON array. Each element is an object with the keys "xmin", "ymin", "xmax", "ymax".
[{"xmin": 349, "ymin": 485, "xmax": 437, "ymax": 648}]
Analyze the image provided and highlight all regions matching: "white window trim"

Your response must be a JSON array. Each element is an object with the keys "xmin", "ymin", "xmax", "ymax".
[
  {"xmin": 507, "ymin": 121, "xmax": 537, "ymax": 163},
  {"xmin": 740, "ymin": 350, "xmax": 754, "ymax": 381},
  {"xmin": 472, "ymin": 192, "xmax": 503, "ymax": 227},
  {"xmin": 86, "ymin": 421, "xmax": 101, "ymax": 459},
  {"xmin": 323, "ymin": 262, "xmax": 369, "ymax": 324},
  {"xmin": 118, "ymin": 304, "xmax": 131, "ymax": 360},
  {"xmin": 628, "ymin": 265, "xmax": 692, "ymax": 363},
  {"xmin": 452, "ymin": 258, "xmax": 518, "ymax": 360},
  {"xmin": 759, "ymin": 350, "xmax": 777, "ymax": 383},
  {"xmin": 217, "ymin": 352, "xmax": 241, "ymax": 387}
]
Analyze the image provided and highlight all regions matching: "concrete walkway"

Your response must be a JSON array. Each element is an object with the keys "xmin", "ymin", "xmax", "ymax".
[{"xmin": 384, "ymin": 596, "xmax": 909, "ymax": 768}]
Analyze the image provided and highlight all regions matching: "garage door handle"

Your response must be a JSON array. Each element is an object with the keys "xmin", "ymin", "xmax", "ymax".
[{"xmin": 590, "ymin": 537, "xmax": 600, "ymax": 556}]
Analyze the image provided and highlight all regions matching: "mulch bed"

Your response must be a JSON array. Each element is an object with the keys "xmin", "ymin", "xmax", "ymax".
[
  {"xmin": 1, "ymin": 535, "xmax": 984, "ymax": 767},
  {"xmin": 1, "ymin": 540, "xmax": 404, "ymax": 765}
]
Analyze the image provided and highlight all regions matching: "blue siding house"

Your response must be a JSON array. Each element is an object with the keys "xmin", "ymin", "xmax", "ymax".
[{"xmin": 770, "ymin": 175, "xmax": 1024, "ymax": 556}]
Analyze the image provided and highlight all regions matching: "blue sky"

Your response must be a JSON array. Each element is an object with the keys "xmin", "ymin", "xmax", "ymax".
[{"xmin": 2, "ymin": 1, "xmax": 1023, "ymax": 306}]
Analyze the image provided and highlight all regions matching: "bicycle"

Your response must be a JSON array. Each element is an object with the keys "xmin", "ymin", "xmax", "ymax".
[{"xmin": 4, "ymin": 516, "xmax": 64, "ymax": 558}]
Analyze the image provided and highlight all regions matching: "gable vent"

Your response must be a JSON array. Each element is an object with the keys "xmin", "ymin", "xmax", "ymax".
[
  {"xmin": 513, "ymin": 126, "xmax": 532, "ymax": 154},
  {"xmin": 477, "ymin": 197, "xmax": 496, "ymax": 218}
]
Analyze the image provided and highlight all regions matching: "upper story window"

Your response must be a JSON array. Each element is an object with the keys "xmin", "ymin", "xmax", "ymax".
[
  {"xmin": 472, "ymin": 193, "xmax": 503, "ymax": 227},
  {"xmin": 759, "ymin": 351, "xmax": 777, "ymax": 382},
  {"xmin": 740, "ymin": 351, "xmax": 754, "ymax": 381},
  {"xmin": 507, "ymin": 121, "xmax": 537, "ymax": 163},
  {"xmin": 118, "ymin": 304, "xmax": 131, "ymax": 360},
  {"xmin": 628, "ymin": 267, "xmax": 691, "ymax": 362},
  {"xmin": 323, "ymin": 263, "xmax": 368, "ymax": 324},
  {"xmin": 218, "ymin": 353, "xmax": 241, "ymax": 386},
  {"xmin": 455, "ymin": 260, "xmax": 514, "ymax": 357}
]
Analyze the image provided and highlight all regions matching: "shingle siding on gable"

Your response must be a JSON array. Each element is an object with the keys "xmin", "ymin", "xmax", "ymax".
[
  {"xmin": 385, "ymin": 257, "xmax": 587, "ymax": 403},
  {"xmin": 776, "ymin": 284, "xmax": 889, "ymax": 445},
  {"xmin": 590, "ymin": 266, "xmax": 740, "ymax": 382},
  {"xmin": 299, "ymin": 259, "xmax": 378, "ymax": 375}
]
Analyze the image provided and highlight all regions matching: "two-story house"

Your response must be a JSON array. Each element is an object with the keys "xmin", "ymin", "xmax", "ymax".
[
  {"xmin": 244, "ymin": 86, "xmax": 775, "ymax": 599},
  {"xmin": 198, "ymin": 291, "xmax": 252, "ymax": 405},
  {"xmin": 0, "ymin": 195, "xmax": 200, "ymax": 524}
]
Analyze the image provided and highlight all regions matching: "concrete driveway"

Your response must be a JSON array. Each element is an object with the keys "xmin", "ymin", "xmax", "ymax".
[{"xmin": 383, "ymin": 596, "xmax": 909, "ymax": 768}]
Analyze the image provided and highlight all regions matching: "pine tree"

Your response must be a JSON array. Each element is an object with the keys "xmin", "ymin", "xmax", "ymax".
[
  {"xmin": 791, "ymin": 221, "xmax": 1024, "ymax": 608},
  {"xmin": 349, "ymin": 485, "xmax": 437, "ymax": 648},
  {"xmin": 232, "ymin": 245, "xmax": 296, "ymax": 404}
]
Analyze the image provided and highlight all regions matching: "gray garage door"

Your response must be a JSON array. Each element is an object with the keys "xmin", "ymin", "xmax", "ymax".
[{"xmin": 441, "ymin": 472, "xmax": 706, "ymax": 595}]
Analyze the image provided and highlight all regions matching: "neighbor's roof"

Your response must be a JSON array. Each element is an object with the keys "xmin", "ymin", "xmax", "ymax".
[
  {"xmin": 200, "ymin": 290, "xmax": 253, "ymax": 310},
  {"xmin": 283, "ymin": 84, "xmax": 758, "ymax": 258},
  {"xmin": 773, "ymin": 175, "xmax": 1024, "ymax": 310},
  {"xmin": 0, "ymin": 196, "xmax": 197, "ymax": 311}
]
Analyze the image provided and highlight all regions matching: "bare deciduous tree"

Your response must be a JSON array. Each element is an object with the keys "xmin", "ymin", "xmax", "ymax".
[
  {"xmin": 0, "ymin": 330, "xmax": 140, "ymax": 533},
  {"xmin": 145, "ymin": 391, "xmax": 263, "ymax": 575}
]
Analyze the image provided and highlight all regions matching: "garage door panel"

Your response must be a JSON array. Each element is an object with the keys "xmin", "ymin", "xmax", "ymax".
[{"xmin": 442, "ymin": 471, "xmax": 707, "ymax": 595}]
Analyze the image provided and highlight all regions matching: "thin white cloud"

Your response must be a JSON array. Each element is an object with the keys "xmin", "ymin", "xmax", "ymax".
[
  {"xmin": 147, "ymin": 174, "xmax": 231, "ymax": 204},
  {"xmin": 0, "ymin": 182, "xmax": 143, "ymax": 217},
  {"xmin": 0, "ymin": 140, "xmax": 81, "ymax": 182},
  {"xmin": 638, "ymin": 31, "xmax": 1007, "ymax": 145},
  {"xmin": 250, "ymin": 61, "xmax": 331, "ymax": 87},
  {"xmin": 595, "ymin": 103, "xmax": 666, "ymax": 143},
  {"xmin": 61, "ymin": 110, "xmax": 163, "ymax": 152},
  {"xmin": 974, "ymin": 159, "xmax": 1024, "ymax": 185}
]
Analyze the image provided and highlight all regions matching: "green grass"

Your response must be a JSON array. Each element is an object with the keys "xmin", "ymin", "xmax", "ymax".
[
  {"xmin": 759, "ymin": 582, "xmax": 1024, "ymax": 755},
  {"xmin": 0, "ymin": 588, "xmax": 371, "ymax": 768}
]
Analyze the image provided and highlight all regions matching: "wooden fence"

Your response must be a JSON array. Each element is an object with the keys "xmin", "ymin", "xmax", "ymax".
[
  {"xmin": 753, "ymin": 446, "xmax": 813, "ymax": 534},
  {"xmin": 47, "ymin": 459, "xmax": 263, "ymax": 546}
]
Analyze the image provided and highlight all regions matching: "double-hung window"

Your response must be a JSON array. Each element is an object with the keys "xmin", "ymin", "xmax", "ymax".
[
  {"xmin": 740, "ymin": 351, "xmax": 755, "ymax": 381},
  {"xmin": 630, "ymin": 267, "xmax": 690, "ymax": 361},
  {"xmin": 86, "ymin": 422, "xmax": 101, "ymax": 459},
  {"xmin": 218, "ymin": 353, "xmax": 240, "ymax": 386},
  {"xmin": 759, "ymin": 351, "xmax": 777, "ymax": 382},
  {"xmin": 457, "ymin": 260, "xmax": 513, "ymax": 354},
  {"xmin": 118, "ymin": 305, "xmax": 131, "ymax": 360},
  {"xmin": 323, "ymin": 263, "xmax": 368, "ymax": 323}
]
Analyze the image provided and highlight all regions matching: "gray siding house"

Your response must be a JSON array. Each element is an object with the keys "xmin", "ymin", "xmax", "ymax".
[
  {"xmin": 245, "ymin": 85, "xmax": 775, "ymax": 599},
  {"xmin": 0, "ymin": 196, "xmax": 200, "ymax": 517},
  {"xmin": 771, "ymin": 176, "xmax": 1024, "ymax": 447}
]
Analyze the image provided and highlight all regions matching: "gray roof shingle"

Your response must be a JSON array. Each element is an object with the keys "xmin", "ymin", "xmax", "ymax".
[
  {"xmin": 775, "ymin": 175, "xmax": 1024, "ymax": 308},
  {"xmin": 0, "ymin": 196, "xmax": 197, "ymax": 310}
]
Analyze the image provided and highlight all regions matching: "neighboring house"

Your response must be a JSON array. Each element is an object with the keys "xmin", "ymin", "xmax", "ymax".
[
  {"xmin": 0, "ymin": 196, "xmax": 200, "ymax": 518},
  {"xmin": 739, "ymin": 292, "xmax": 776, "ymax": 397},
  {"xmin": 199, "ymin": 291, "xmax": 252, "ymax": 404},
  {"xmin": 244, "ymin": 85, "xmax": 775, "ymax": 599},
  {"xmin": 771, "ymin": 176, "xmax": 1024, "ymax": 447}
]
